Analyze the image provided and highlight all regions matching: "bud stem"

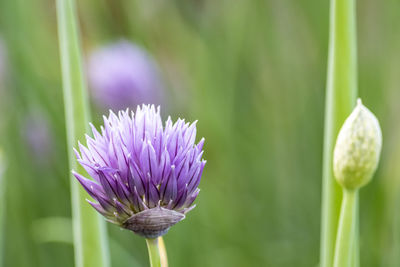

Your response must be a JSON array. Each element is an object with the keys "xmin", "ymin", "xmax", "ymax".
[
  {"xmin": 146, "ymin": 238, "xmax": 162, "ymax": 267},
  {"xmin": 333, "ymin": 189, "xmax": 358, "ymax": 267}
]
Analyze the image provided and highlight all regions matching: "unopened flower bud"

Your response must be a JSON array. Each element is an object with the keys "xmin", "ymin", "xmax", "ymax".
[{"xmin": 333, "ymin": 99, "xmax": 382, "ymax": 190}]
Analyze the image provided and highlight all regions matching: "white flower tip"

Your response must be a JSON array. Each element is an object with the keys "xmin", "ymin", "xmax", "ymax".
[{"xmin": 108, "ymin": 109, "xmax": 115, "ymax": 117}]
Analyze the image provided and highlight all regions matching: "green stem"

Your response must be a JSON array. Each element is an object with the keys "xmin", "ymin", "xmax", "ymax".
[
  {"xmin": 158, "ymin": 237, "xmax": 169, "ymax": 267},
  {"xmin": 334, "ymin": 190, "xmax": 358, "ymax": 267},
  {"xmin": 146, "ymin": 238, "xmax": 162, "ymax": 267},
  {"xmin": 320, "ymin": 0, "xmax": 358, "ymax": 266},
  {"xmin": 351, "ymin": 195, "xmax": 359, "ymax": 267},
  {"xmin": 56, "ymin": 0, "xmax": 109, "ymax": 266}
]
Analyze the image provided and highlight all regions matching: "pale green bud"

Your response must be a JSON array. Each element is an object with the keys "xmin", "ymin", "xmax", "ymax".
[{"xmin": 333, "ymin": 99, "xmax": 382, "ymax": 190}]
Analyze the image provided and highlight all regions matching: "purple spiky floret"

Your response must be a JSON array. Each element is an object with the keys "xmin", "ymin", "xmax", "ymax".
[{"xmin": 73, "ymin": 105, "xmax": 206, "ymax": 238}]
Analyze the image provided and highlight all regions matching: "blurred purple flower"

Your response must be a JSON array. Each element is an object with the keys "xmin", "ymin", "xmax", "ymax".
[
  {"xmin": 87, "ymin": 41, "xmax": 165, "ymax": 111},
  {"xmin": 73, "ymin": 105, "xmax": 206, "ymax": 238},
  {"xmin": 23, "ymin": 112, "xmax": 53, "ymax": 163},
  {"xmin": 0, "ymin": 38, "xmax": 6, "ymax": 84}
]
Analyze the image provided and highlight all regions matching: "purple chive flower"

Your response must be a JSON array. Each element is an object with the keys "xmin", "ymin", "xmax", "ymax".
[
  {"xmin": 73, "ymin": 105, "xmax": 206, "ymax": 238},
  {"xmin": 87, "ymin": 41, "xmax": 164, "ymax": 111}
]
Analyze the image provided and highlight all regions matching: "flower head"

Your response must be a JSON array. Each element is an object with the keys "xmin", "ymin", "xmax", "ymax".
[
  {"xmin": 333, "ymin": 99, "xmax": 382, "ymax": 190},
  {"xmin": 87, "ymin": 41, "xmax": 164, "ymax": 111},
  {"xmin": 73, "ymin": 105, "xmax": 206, "ymax": 238}
]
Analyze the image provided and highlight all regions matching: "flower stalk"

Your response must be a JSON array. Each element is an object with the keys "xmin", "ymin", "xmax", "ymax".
[
  {"xmin": 146, "ymin": 238, "xmax": 162, "ymax": 267},
  {"xmin": 55, "ymin": 0, "xmax": 109, "ymax": 266},
  {"xmin": 320, "ymin": 0, "xmax": 358, "ymax": 265},
  {"xmin": 333, "ymin": 189, "xmax": 357, "ymax": 267},
  {"xmin": 158, "ymin": 237, "xmax": 169, "ymax": 267}
]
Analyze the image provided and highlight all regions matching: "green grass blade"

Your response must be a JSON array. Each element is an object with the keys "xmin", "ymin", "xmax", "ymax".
[
  {"xmin": 56, "ymin": 0, "xmax": 110, "ymax": 266},
  {"xmin": 320, "ymin": 0, "xmax": 358, "ymax": 266}
]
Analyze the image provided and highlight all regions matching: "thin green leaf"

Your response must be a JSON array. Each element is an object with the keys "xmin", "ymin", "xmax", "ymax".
[
  {"xmin": 56, "ymin": 0, "xmax": 110, "ymax": 266},
  {"xmin": 320, "ymin": 0, "xmax": 358, "ymax": 266}
]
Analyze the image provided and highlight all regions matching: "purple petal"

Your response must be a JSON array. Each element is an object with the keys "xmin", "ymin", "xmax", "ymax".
[
  {"xmin": 132, "ymin": 186, "xmax": 148, "ymax": 212},
  {"xmin": 146, "ymin": 173, "xmax": 160, "ymax": 208},
  {"xmin": 73, "ymin": 171, "xmax": 105, "ymax": 199},
  {"xmin": 161, "ymin": 165, "xmax": 177, "ymax": 203},
  {"xmin": 128, "ymin": 157, "xmax": 145, "ymax": 196},
  {"xmin": 97, "ymin": 169, "xmax": 118, "ymax": 201},
  {"xmin": 174, "ymin": 184, "xmax": 188, "ymax": 209},
  {"xmin": 183, "ymin": 188, "xmax": 200, "ymax": 208},
  {"xmin": 77, "ymin": 159, "xmax": 100, "ymax": 181},
  {"xmin": 87, "ymin": 200, "xmax": 111, "ymax": 217},
  {"xmin": 188, "ymin": 160, "xmax": 205, "ymax": 194}
]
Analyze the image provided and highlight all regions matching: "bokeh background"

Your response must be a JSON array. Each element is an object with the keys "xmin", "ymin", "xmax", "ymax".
[{"xmin": 0, "ymin": 0, "xmax": 399, "ymax": 266}]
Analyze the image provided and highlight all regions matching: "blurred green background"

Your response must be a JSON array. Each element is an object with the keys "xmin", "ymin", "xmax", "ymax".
[{"xmin": 0, "ymin": 0, "xmax": 399, "ymax": 266}]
